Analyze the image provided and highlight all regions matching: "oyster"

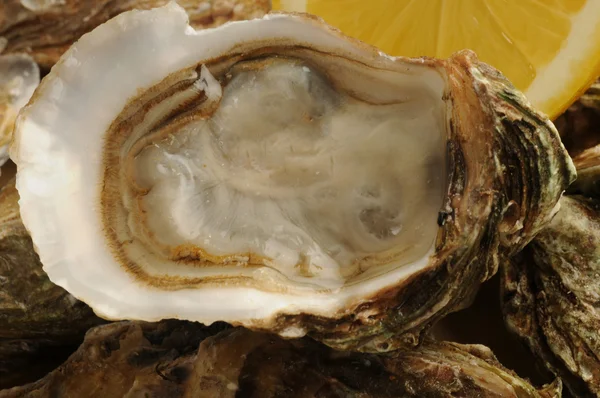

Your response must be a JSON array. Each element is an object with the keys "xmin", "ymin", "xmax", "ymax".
[
  {"xmin": 563, "ymin": 84, "xmax": 600, "ymax": 198},
  {"xmin": 0, "ymin": 0, "xmax": 270, "ymax": 70},
  {"xmin": 555, "ymin": 78, "xmax": 600, "ymax": 156},
  {"xmin": 11, "ymin": 4, "xmax": 575, "ymax": 351},
  {"xmin": 0, "ymin": 178, "xmax": 103, "ymax": 340},
  {"xmin": 569, "ymin": 143, "xmax": 600, "ymax": 197},
  {"xmin": 0, "ymin": 321, "xmax": 562, "ymax": 398},
  {"xmin": 0, "ymin": 177, "xmax": 104, "ymax": 388},
  {"xmin": 0, "ymin": 54, "xmax": 39, "ymax": 167},
  {"xmin": 502, "ymin": 195, "xmax": 600, "ymax": 397}
]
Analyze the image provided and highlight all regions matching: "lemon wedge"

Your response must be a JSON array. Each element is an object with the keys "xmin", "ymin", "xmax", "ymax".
[{"xmin": 272, "ymin": 0, "xmax": 600, "ymax": 119}]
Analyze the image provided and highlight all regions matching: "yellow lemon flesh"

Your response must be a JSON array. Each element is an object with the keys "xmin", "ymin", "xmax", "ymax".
[{"xmin": 273, "ymin": 0, "xmax": 600, "ymax": 119}]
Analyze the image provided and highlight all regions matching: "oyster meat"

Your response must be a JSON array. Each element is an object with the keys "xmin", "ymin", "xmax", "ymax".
[
  {"xmin": 0, "ymin": 321, "xmax": 562, "ymax": 398},
  {"xmin": 502, "ymin": 195, "xmax": 600, "ymax": 397},
  {"xmin": 0, "ymin": 54, "xmax": 38, "ymax": 167},
  {"xmin": 11, "ymin": 4, "xmax": 575, "ymax": 351},
  {"xmin": 0, "ymin": 0, "xmax": 270, "ymax": 70}
]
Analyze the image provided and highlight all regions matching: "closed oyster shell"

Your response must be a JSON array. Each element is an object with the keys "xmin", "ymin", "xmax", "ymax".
[
  {"xmin": 11, "ymin": 4, "xmax": 575, "ymax": 351},
  {"xmin": 0, "ymin": 0, "xmax": 270, "ymax": 70},
  {"xmin": 0, "ymin": 321, "xmax": 561, "ymax": 398},
  {"xmin": 502, "ymin": 195, "xmax": 600, "ymax": 397}
]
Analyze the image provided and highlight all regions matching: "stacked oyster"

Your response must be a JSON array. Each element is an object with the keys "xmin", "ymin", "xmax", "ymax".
[{"xmin": 0, "ymin": 1, "xmax": 599, "ymax": 397}]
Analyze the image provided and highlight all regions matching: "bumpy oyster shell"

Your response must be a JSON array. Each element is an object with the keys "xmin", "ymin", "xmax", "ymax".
[
  {"xmin": 502, "ymin": 195, "xmax": 600, "ymax": 397},
  {"xmin": 0, "ymin": 0, "xmax": 270, "ymax": 70},
  {"xmin": 0, "ymin": 321, "xmax": 561, "ymax": 398},
  {"xmin": 11, "ymin": 4, "xmax": 575, "ymax": 351},
  {"xmin": 0, "ymin": 54, "xmax": 38, "ymax": 167}
]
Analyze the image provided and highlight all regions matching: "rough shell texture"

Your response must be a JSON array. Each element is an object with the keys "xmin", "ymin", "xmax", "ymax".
[
  {"xmin": 0, "ymin": 0, "xmax": 270, "ymax": 70},
  {"xmin": 502, "ymin": 195, "xmax": 600, "ymax": 397},
  {"xmin": 10, "ymin": 4, "xmax": 575, "ymax": 352},
  {"xmin": 0, "ymin": 321, "xmax": 561, "ymax": 398}
]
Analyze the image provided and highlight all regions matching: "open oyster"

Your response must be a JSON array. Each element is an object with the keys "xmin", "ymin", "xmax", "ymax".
[
  {"xmin": 0, "ymin": 321, "xmax": 562, "ymax": 398},
  {"xmin": 0, "ymin": 54, "xmax": 38, "ymax": 167},
  {"xmin": 502, "ymin": 195, "xmax": 600, "ymax": 397},
  {"xmin": 11, "ymin": 4, "xmax": 575, "ymax": 351},
  {"xmin": 0, "ymin": 0, "xmax": 270, "ymax": 70}
]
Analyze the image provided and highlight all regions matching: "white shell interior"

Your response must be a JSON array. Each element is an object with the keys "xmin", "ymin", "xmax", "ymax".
[{"xmin": 12, "ymin": 3, "xmax": 448, "ymax": 326}]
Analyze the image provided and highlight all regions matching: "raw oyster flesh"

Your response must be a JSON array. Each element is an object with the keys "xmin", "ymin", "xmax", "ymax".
[{"xmin": 11, "ymin": 4, "xmax": 575, "ymax": 351}]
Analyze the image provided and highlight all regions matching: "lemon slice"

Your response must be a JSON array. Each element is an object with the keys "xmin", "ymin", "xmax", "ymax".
[{"xmin": 273, "ymin": 0, "xmax": 600, "ymax": 119}]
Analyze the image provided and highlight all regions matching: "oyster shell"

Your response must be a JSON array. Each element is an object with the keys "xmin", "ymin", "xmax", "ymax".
[
  {"xmin": 502, "ymin": 195, "xmax": 600, "ymax": 397},
  {"xmin": 11, "ymin": 4, "xmax": 575, "ymax": 351},
  {"xmin": 0, "ymin": 178, "xmax": 103, "ymax": 339},
  {"xmin": 0, "ymin": 321, "xmax": 562, "ymax": 398},
  {"xmin": 555, "ymin": 78, "xmax": 600, "ymax": 156},
  {"xmin": 556, "ymin": 79, "xmax": 600, "ymax": 197},
  {"xmin": 569, "ymin": 143, "xmax": 600, "ymax": 197},
  {"xmin": 0, "ymin": 54, "xmax": 39, "ymax": 168},
  {"xmin": 0, "ymin": 0, "xmax": 270, "ymax": 70},
  {"xmin": 0, "ymin": 177, "xmax": 104, "ymax": 388}
]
